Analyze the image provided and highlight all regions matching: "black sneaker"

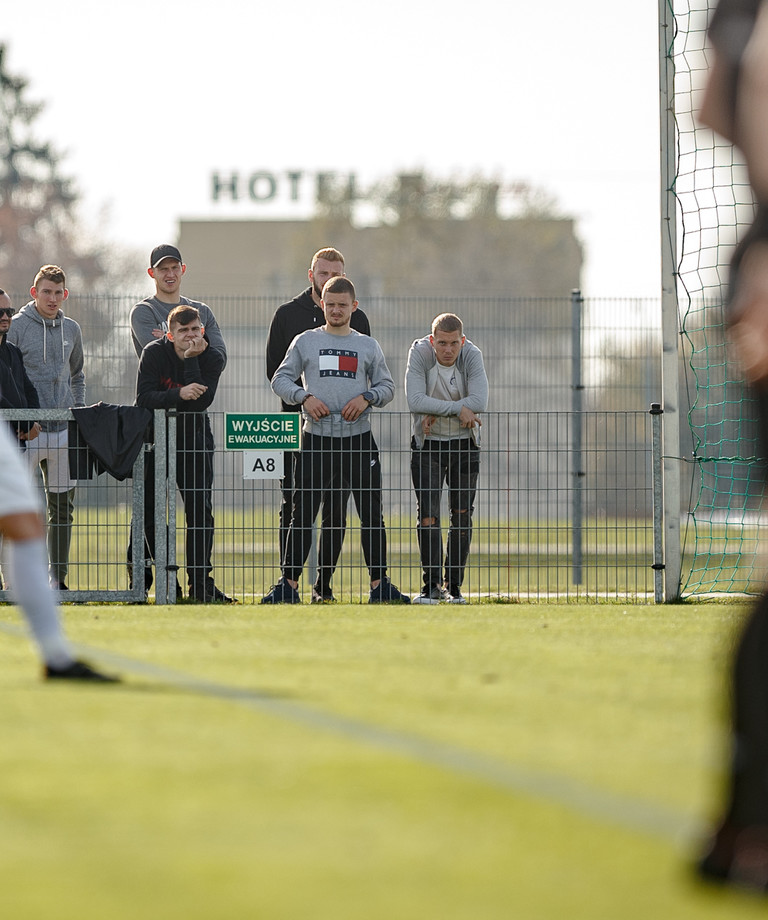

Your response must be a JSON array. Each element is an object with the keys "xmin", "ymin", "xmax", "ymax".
[
  {"xmin": 369, "ymin": 577, "xmax": 411, "ymax": 604},
  {"xmin": 446, "ymin": 584, "xmax": 468, "ymax": 604},
  {"xmin": 44, "ymin": 660, "xmax": 121, "ymax": 683},
  {"xmin": 311, "ymin": 586, "xmax": 336, "ymax": 604},
  {"xmin": 412, "ymin": 584, "xmax": 450, "ymax": 605},
  {"xmin": 260, "ymin": 577, "xmax": 301, "ymax": 604},
  {"xmin": 189, "ymin": 585, "xmax": 237, "ymax": 604}
]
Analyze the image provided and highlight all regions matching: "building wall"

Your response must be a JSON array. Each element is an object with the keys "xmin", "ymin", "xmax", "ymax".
[{"xmin": 177, "ymin": 215, "xmax": 583, "ymax": 299}]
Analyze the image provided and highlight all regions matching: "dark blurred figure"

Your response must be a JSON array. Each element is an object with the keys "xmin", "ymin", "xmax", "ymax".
[{"xmin": 698, "ymin": 0, "xmax": 768, "ymax": 892}]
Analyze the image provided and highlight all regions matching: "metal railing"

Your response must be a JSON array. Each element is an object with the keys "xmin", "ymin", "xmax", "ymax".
[{"xmin": 0, "ymin": 407, "xmax": 662, "ymax": 604}]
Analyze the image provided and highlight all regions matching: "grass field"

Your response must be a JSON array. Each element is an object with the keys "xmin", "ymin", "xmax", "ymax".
[{"xmin": 1, "ymin": 599, "xmax": 766, "ymax": 919}]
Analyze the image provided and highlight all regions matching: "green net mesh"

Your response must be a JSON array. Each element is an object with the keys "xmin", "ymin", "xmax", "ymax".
[{"xmin": 673, "ymin": 0, "xmax": 765, "ymax": 595}]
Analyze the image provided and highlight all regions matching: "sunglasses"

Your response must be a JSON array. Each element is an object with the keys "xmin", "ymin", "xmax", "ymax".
[{"xmin": 0, "ymin": 308, "xmax": 14, "ymax": 318}]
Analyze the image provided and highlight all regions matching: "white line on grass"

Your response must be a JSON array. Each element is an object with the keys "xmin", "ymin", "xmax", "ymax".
[{"xmin": 0, "ymin": 622, "xmax": 701, "ymax": 846}]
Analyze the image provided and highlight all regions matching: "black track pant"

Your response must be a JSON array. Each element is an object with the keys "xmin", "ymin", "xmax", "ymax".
[{"xmin": 283, "ymin": 431, "xmax": 387, "ymax": 584}]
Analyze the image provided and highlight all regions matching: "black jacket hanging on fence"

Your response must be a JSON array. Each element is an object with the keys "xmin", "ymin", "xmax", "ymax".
[{"xmin": 69, "ymin": 402, "xmax": 152, "ymax": 481}]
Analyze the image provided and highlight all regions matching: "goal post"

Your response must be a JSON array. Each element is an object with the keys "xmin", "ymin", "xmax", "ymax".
[
  {"xmin": 663, "ymin": 0, "xmax": 764, "ymax": 598},
  {"xmin": 659, "ymin": 0, "xmax": 683, "ymax": 601}
]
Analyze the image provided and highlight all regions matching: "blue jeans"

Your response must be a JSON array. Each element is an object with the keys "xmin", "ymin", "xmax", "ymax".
[{"xmin": 410, "ymin": 437, "xmax": 480, "ymax": 588}]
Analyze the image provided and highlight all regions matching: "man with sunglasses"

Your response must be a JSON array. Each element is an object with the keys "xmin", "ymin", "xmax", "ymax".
[
  {"xmin": 0, "ymin": 289, "xmax": 42, "ymax": 592},
  {"xmin": 0, "ymin": 291, "xmax": 41, "ymax": 444}
]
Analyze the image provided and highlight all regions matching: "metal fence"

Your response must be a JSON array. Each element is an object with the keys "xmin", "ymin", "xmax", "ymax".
[
  {"xmin": 0, "ymin": 291, "xmax": 666, "ymax": 602},
  {"xmin": 4, "ymin": 291, "xmax": 661, "ymax": 416},
  {"xmin": 0, "ymin": 406, "xmax": 660, "ymax": 604}
]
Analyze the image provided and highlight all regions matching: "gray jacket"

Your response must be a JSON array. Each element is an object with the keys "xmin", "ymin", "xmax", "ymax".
[
  {"xmin": 7, "ymin": 302, "xmax": 85, "ymax": 431},
  {"xmin": 404, "ymin": 335, "xmax": 488, "ymax": 448},
  {"xmin": 130, "ymin": 295, "xmax": 228, "ymax": 367}
]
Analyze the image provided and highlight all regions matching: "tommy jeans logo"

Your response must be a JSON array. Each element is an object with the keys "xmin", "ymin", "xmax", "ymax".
[{"xmin": 319, "ymin": 349, "xmax": 358, "ymax": 379}]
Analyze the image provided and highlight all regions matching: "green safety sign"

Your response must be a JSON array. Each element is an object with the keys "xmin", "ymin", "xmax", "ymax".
[{"xmin": 224, "ymin": 413, "xmax": 301, "ymax": 450}]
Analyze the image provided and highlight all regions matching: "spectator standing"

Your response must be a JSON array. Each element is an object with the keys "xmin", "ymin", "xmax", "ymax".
[
  {"xmin": 0, "ymin": 290, "xmax": 41, "ymax": 444},
  {"xmin": 262, "ymin": 276, "xmax": 408, "ymax": 604},
  {"xmin": 128, "ymin": 244, "xmax": 229, "ymax": 600},
  {"xmin": 0, "ymin": 289, "xmax": 41, "ymax": 591},
  {"xmin": 265, "ymin": 247, "xmax": 371, "ymax": 603},
  {"xmin": 405, "ymin": 313, "xmax": 488, "ymax": 604},
  {"xmin": 7, "ymin": 265, "xmax": 85, "ymax": 591},
  {"xmin": 135, "ymin": 305, "xmax": 234, "ymax": 604}
]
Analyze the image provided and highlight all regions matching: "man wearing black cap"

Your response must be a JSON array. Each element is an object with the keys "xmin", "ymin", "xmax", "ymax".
[
  {"xmin": 128, "ymin": 245, "xmax": 230, "ymax": 602},
  {"xmin": 130, "ymin": 244, "xmax": 227, "ymax": 364}
]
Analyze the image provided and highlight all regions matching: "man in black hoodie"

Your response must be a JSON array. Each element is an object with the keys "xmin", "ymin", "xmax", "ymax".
[
  {"xmin": 135, "ymin": 305, "xmax": 234, "ymax": 604},
  {"xmin": 265, "ymin": 247, "xmax": 370, "ymax": 603}
]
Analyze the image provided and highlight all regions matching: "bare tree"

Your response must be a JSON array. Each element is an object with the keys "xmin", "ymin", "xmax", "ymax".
[{"xmin": 0, "ymin": 44, "xmax": 141, "ymax": 296}]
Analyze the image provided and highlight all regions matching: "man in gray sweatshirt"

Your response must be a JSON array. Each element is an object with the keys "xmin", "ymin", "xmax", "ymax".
[
  {"xmin": 7, "ymin": 265, "xmax": 85, "ymax": 590},
  {"xmin": 405, "ymin": 313, "xmax": 488, "ymax": 604},
  {"xmin": 262, "ymin": 276, "xmax": 409, "ymax": 604}
]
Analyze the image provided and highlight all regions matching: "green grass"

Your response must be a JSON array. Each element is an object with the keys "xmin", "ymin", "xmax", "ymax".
[{"xmin": 0, "ymin": 600, "xmax": 764, "ymax": 919}]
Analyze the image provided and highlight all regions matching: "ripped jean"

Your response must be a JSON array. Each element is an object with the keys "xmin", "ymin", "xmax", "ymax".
[{"xmin": 410, "ymin": 437, "xmax": 480, "ymax": 589}]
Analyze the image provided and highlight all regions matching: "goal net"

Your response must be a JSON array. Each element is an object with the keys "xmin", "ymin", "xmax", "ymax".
[{"xmin": 672, "ymin": 0, "xmax": 765, "ymax": 595}]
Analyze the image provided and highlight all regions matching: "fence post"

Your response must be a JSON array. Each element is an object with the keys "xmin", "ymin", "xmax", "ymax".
[
  {"xmin": 130, "ymin": 443, "xmax": 147, "ymax": 602},
  {"xmin": 571, "ymin": 288, "xmax": 584, "ymax": 585},
  {"xmin": 167, "ymin": 411, "xmax": 178, "ymax": 603},
  {"xmin": 154, "ymin": 409, "xmax": 169, "ymax": 605},
  {"xmin": 650, "ymin": 403, "xmax": 665, "ymax": 603}
]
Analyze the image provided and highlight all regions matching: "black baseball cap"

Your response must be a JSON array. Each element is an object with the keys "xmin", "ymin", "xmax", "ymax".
[{"xmin": 150, "ymin": 244, "xmax": 182, "ymax": 268}]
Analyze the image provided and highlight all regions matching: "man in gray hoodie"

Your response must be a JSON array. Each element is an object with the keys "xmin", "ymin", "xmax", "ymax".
[
  {"xmin": 7, "ymin": 265, "xmax": 85, "ymax": 590},
  {"xmin": 405, "ymin": 313, "xmax": 488, "ymax": 604}
]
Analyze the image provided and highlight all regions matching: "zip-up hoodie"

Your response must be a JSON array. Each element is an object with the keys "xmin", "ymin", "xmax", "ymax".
[
  {"xmin": 6, "ymin": 302, "xmax": 85, "ymax": 432},
  {"xmin": 404, "ymin": 335, "xmax": 488, "ymax": 449}
]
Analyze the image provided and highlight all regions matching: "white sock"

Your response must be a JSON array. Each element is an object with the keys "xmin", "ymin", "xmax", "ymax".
[{"xmin": 8, "ymin": 538, "xmax": 73, "ymax": 668}]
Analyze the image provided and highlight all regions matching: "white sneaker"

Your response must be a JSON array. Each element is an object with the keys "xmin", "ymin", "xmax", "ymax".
[
  {"xmin": 412, "ymin": 584, "xmax": 450, "ymax": 604},
  {"xmin": 446, "ymin": 584, "xmax": 468, "ymax": 604}
]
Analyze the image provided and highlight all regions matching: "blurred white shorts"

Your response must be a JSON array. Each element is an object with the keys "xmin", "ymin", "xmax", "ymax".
[{"xmin": 0, "ymin": 423, "xmax": 42, "ymax": 517}]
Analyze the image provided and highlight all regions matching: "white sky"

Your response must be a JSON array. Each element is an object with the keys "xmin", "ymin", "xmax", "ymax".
[{"xmin": 3, "ymin": 0, "xmax": 662, "ymax": 297}]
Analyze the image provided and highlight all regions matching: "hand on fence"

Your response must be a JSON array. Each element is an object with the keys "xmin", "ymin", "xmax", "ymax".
[
  {"xmin": 303, "ymin": 395, "xmax": 330, "ymax": 420},
  {"xmin": 341, "ymin": 395, "xmax": 370, "ymax": 421},
  {"xmin": 459, "ymin": 407, "xmax": 482, "ymax": 429},
  {"xmin": 18, "ymin": 422, "xmax": 41, "ymax": 442}
]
